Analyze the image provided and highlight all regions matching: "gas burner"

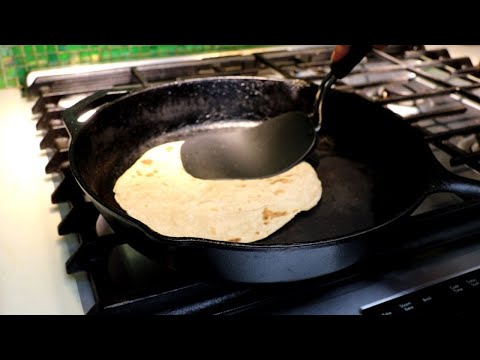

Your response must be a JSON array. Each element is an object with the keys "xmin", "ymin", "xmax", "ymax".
[
  {"xmin": 376, "ymin": 84, "xmax": 413, "ymax": 99},
  {"xmin": 386, "ymin": 96, "xmax": 438, "ymax": 117},
  {"xmin": 294, "ymin": 68, "xmax": 320, "ymax": 79},
  {"xmin": 455, "ymin": 134, "xmax": 480, "ymax": 153},
  {"xmin": 473, "ymin": 138, "xmax": 480, "ymax": 153}
]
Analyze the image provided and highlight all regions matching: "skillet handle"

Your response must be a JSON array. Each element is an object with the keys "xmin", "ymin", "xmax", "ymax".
[
  {"xmin": 62, "ymin": 89, "xmax": 130, "ymax": 138},
  {"xmin": 427, "ymin": 164, "xmax": 480, "ymax": 199}
]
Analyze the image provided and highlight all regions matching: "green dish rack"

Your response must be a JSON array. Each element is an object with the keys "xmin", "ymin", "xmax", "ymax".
[{"xmin": 0, "ymin": 45, "xmax": 265, "ymax": 89}]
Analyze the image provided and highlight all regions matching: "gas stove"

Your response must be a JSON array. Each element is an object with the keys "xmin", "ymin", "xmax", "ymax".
[{"xmin": 22, "ymin": 45, "xmax": 480, "ymax": 315}]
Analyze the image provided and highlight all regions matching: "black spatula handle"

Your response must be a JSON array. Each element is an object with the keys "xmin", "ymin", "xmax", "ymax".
[{"xmin": 330, "ymin": 45, "xmax": 372, "ymax": 79}]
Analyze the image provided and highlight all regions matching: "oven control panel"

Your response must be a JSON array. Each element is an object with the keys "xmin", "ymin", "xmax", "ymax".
[{"xmin": 361, "ymin": 268, "xmax": 480, "ymax": 317}]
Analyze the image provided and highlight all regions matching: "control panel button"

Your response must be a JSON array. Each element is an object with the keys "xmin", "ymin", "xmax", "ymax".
[{"xmin": 361, "ymin": 268, "xmax": 480, "ymax": 316}]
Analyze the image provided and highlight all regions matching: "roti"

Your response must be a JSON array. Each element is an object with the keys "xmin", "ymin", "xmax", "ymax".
[{"xmin": 113, "ymin": 141, "xmax": 322, "ymax": 243}]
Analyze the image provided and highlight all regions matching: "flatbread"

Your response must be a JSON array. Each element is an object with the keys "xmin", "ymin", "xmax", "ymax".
[{"xmin": 113, "ymin": 141, "xmax": 322, "ymax": 243}]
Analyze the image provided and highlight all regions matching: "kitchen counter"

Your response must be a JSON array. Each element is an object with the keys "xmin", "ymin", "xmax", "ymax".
[{"xmin": 0, "ymin": 88, "xmax": 83, "ymax": 314}]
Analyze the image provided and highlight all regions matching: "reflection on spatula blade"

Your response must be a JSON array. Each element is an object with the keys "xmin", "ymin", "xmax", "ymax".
[{"xmin": 181, "ymin": 111, "xmax": 316, "ymax": 180}]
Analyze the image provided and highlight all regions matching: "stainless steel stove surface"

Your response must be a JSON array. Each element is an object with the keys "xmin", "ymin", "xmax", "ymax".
[{"xmin": 27, "ymin": 45, "xmax": 480, "ymax": 315}]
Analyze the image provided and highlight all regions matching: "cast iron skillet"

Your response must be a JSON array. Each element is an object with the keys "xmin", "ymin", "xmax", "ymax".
[{"xmin": 62, "ymin": 76, "xmax": 480, "ymax": 283}]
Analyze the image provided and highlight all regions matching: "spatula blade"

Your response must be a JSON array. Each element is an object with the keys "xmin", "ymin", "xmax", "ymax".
[{"xmin": 180, "ymin": 111, "xmax": 316, "ymax": 180}]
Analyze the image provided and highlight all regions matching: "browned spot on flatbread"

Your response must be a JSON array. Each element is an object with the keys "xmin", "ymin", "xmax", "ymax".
[
  {"xmin": 255, "ymin": 231, "xmax": 260, "ymax": 235},
  {"xmin": 146, "ymin": 173, "xmax": 154, "ymax": 177},
  {"xmin": 209, "ymin": 226, "xmax": 217, "ymax": 235},
  {"xmin": 141, "ymin": 159, "xmax": 153, "ymax": 165},
  {"xmin": 238, "ymin": 183, "xmax": 246, "ymax": 188},
  {"xmin": 153, "ymin": 169, "xmax": 158, "ymax": 173},
  {"xmin": 228, "ymin": 238, "xmax": 242, "ymax": 243},
  {"xmin": 262, "ymin": 208, "xmax": 288, "ymax": 221},
  {"xmin": 269, "ymin": 178, "xmax": 292, "ymax": 185},
  {"xmin": 274, "ymin": 189, "xmax": 285, "ymax": 195},
  {"xmin": 210, "ymin": 208, "xmax": 219, "ymax": 211},
  {"xmin": 136, "ymin": 170, "xmax": 142, "ymax": 176}
]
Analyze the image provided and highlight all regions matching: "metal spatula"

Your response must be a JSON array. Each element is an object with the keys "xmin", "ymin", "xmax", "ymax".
[{"xmin": 181, "ymin": 45, "xmax": 372, "ymax": 180}]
